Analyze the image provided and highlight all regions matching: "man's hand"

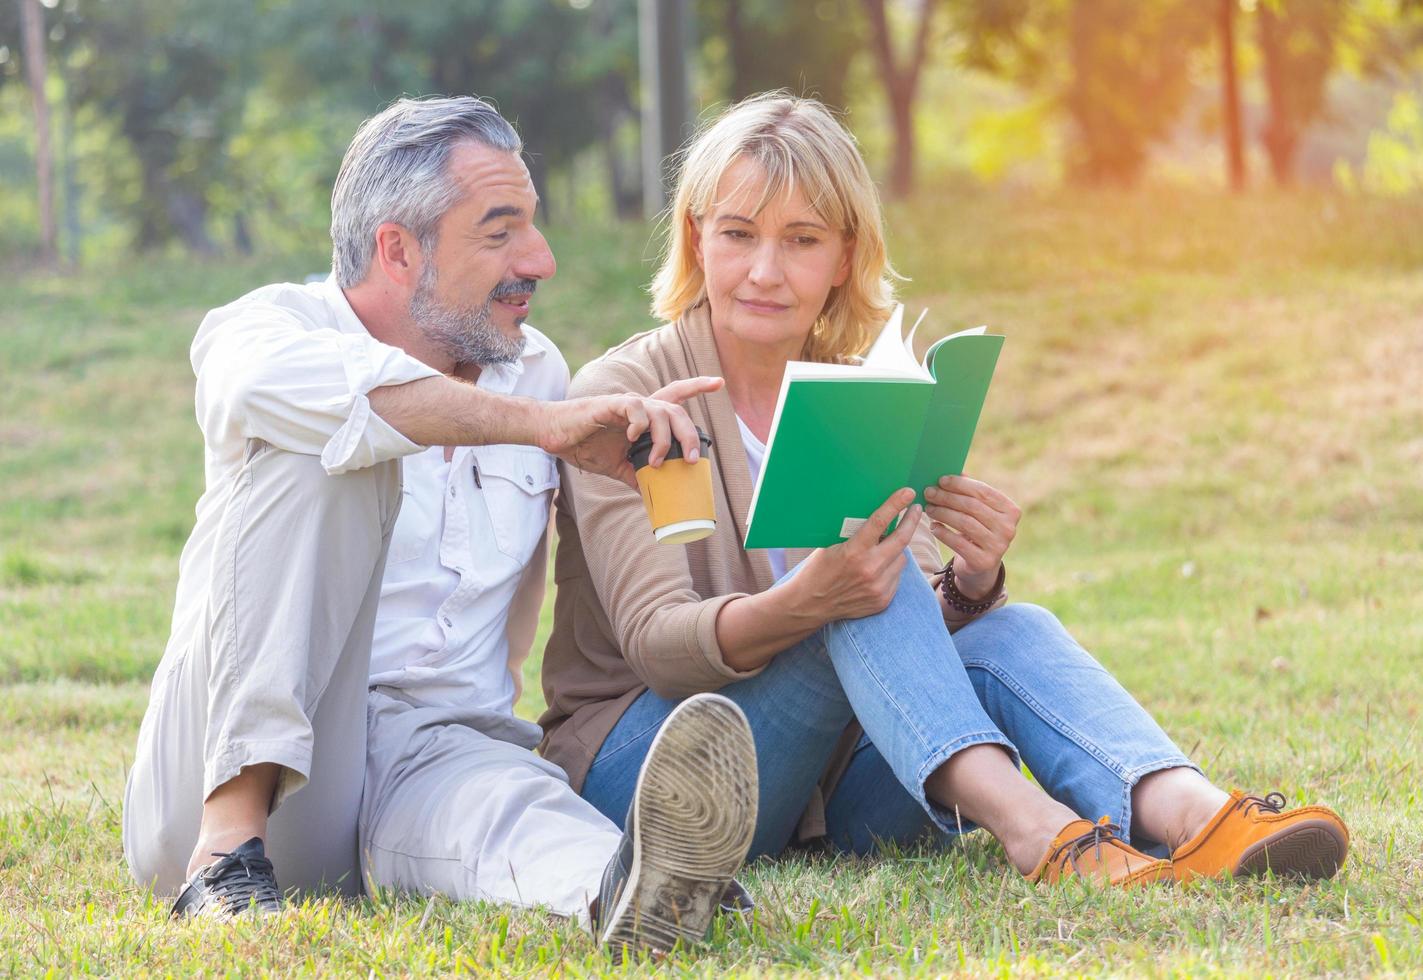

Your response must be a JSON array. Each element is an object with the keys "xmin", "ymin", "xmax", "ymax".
[
  {"xmin": 924, "ymin": 475, "xmax": 1020, "ymax": 599},
  {"xmin": 539, "ymin": 376, "xmax": 725, "ymax": 487},
  {"xmin": 785, "ymin": 488, "xmax": 923, "ymax": 625}
]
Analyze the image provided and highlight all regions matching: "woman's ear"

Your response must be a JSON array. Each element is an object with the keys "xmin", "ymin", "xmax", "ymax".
[
  {"xmin": 689, "ymin": 214, "xmax": 705, "ymax": 271},
  {"xmin": 831, "ymin": 237, "xmax": 854, "ymax": 288}
]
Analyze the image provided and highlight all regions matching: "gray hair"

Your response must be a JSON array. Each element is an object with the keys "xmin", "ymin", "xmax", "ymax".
[{"xmin": 330, "ymin": 96, "xmax": 521, "ymax": 288}]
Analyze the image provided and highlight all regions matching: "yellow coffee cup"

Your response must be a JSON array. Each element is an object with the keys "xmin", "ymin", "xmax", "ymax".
[{"xmin": 628, "ymin": 428, "xmax": 716, "ymax": 544}]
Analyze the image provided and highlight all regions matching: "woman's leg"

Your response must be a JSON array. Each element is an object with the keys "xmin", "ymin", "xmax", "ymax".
[
  {"xmin": 821, "ymin": 733, "xmax": 943, "ymax": 855},
  {"xmin": 950, "ymin": 602, "xmax": 1227, "ymax": 851},
  {"xmin": 820, "ymin": 560, "xmax": 1084, "ymax": 873},
  {"xmin": 580, "ymin": 635, "xmax": 856, "ymax": 860}
]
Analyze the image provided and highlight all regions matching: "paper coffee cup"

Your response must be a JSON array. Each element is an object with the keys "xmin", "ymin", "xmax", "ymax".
[{"xmin": 628, "ymin": 428, "xmax": 715, "ymax": 544}]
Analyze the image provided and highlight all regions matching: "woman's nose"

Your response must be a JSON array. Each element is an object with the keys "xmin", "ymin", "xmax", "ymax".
[{"xmin": 747, "ymin": 241, "xmax": 784, "ymax": 286}]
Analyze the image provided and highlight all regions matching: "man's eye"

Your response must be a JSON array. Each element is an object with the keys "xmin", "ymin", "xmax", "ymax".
[{"xmin": 489, "ymin": 232, "xmax": 510, "ymax": 242}]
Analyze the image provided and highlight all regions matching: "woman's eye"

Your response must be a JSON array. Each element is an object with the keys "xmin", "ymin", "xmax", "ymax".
[
  {"xmin": 722, "ymin": 228, "xmax": 752, "ymax": 240},
  {"xmin": 792, "ymin": 236, "xmax": 821, "ymax": 247}
]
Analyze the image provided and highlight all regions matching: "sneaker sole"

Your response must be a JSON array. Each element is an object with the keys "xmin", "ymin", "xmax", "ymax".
[
  {"xmin": 1236, "ymin": 819, "xmax": 1348, "ymax": 879},
  {"xmin": 599, "ymin": 693, "xmax": 757, "ymax": 961}
]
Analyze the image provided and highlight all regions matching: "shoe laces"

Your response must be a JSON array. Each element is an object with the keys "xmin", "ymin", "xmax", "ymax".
[
  {"xmin": 202, "ymin": 847, "xmax": 281, "ymax": 911},
  {"xmin": 1047, "ymin": 816, "xmax": 1125, "ymax": 874},
  {"xmin": 1236, "ymin": 791, "xmax": 1287, "ymax": 817}
]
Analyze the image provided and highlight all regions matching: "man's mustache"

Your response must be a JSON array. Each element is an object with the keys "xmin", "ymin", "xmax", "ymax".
[{"xmin": 489, "ymin": 279, "xmax": 538, "ymax": 301}]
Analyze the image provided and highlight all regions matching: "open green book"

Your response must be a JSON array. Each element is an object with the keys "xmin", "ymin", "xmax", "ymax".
[{"xmin": 743, "ymin": 305, "xmax": 1005, "ymax": 549}]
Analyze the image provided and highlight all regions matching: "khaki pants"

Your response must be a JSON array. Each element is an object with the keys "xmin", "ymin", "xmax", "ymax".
[{"xmin": 123, "ymin": 442, "xmax": 617, "ymax": 918}]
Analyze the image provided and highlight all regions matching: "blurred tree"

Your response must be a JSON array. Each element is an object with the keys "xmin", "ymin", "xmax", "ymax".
[
  {"xmin": 862, "ymin": 0, "xmax": 937, "ymax": 198},
  {"xmin": 17, "ymin": 0, "xmax": 55, "ymax": 263},
  {"xmin": 955, "ymin": 0, "xmax": 1210, "ymax": 185},
  {"xmin": 1219, "ymin": 0, "xmax": 1247, "ymax": 191},
  {"xmin": 59, "ymin": 0, "xmax": 254, "ymax": 253},
  {"xmin": 264, "ymin": 1, "xmax": 622, "ymax": 224},
  {"xmin": 591, "ymin": 0, "xmax": 641, "ymax": 219},
  {"xmin": 701, "ymin": 0, "xmax": 860, "ymax": 108},
  {"xmin": 1258, "ymin": 0, "xmax": 1347, "ymax": 186}
]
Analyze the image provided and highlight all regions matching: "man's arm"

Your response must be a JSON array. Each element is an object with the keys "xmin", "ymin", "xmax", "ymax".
[{"xmin": 369, "ymin": 374, "xmax": 724, "ymax": 488}]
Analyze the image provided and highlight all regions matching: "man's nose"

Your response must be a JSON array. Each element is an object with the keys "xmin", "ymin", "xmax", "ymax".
[{"xmin": 515, "ymin": 228, "xmax": 557, "ymax": 282}]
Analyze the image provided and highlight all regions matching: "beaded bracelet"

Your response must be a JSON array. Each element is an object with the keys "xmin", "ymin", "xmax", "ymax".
[{"xmin": 939, "ymin": 557, "xmax": 1006, "ymax": 614}]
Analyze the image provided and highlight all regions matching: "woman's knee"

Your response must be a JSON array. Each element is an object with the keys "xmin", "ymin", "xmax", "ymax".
[{"xmin": 955, "ymin": 602, "xmax": 1074, "ymax": 669}]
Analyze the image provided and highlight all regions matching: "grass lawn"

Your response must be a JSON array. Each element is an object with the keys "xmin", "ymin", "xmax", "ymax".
[{"xmin": 2, "ymin": 186, "xmax": 1421, "ymax": 975}]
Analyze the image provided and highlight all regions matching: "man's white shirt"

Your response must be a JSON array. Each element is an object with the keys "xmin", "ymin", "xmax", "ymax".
[
  {"xmin": 172, "ymin": 276, "xmax": 566, "ymax": 713},
  {"xmin": 370, "ymin": 328, "xmax": 567, "ymax": 714}
]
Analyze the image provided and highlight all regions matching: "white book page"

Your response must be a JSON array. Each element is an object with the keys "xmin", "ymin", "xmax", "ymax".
[{"xmin": 860, "ymin": 304, "xmax": 931, "ymax": 380}]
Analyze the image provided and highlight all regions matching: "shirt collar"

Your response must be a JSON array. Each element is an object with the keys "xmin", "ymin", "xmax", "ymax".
[{"xmin": 321, "ymin": 275, "xmax": 372, "ymax": 337}]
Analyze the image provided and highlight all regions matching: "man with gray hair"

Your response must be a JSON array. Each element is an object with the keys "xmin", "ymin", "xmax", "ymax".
[{"xmin": 122, "ymin": 96, "xmax": 757, "ymax": 956}]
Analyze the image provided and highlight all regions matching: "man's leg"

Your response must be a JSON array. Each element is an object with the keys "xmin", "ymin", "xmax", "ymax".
[
  {"xmin": 124, "ymin": 441, "xmax": 399, "ymax": 898},
  {"xmin": 361, "ymin": 691, "xmax": 621, "ymax": 920}
]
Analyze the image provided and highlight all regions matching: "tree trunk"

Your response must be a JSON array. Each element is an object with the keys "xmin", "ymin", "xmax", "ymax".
[
  {"xmin": 166, "ymin": 185, "xmax": 217, "ymax": 256},
  {"xmin": 725, "ymin": 0, "xmax": 753, "ymax": 102},
  {"xmin": 1257, "ymin": 4, "xmax": 1296, "ymax": 186},
  {"xmin": 888, "ymin": 95, "xmax": 915, "ymax": 199},
  {"xmin": 862, "ymin": 0, "xmax": 935, "ymax": 199},
  {"xmin": 1219, "ymin": 0, "xmax": 1246, "ymax": 191},
  {"xmin": 18, "ymin": 0, "xmax": 57, "ymax": 264}
]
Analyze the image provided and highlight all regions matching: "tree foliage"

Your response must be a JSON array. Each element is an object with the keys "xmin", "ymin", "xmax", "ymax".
[{"xmin": 956, "ymin": 0, "xmax": 1211, "ymax": 185}]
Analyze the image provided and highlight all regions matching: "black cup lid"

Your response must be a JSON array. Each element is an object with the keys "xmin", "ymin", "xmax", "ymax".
[{"xmin": 627, "ymin": 426, "xmax": 713, "ymax": 470}]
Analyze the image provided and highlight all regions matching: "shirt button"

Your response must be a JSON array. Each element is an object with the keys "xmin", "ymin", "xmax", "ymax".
[
  {"xmin": 524, "ymin": 475, "xmax": 534, "ymax": 485},
  {"xmin": 442, "ymin": 616, "xmax": 453, "ymax": 628},
  {"xmin": 449, "ymin": 486, "xmax": 456, "ymax": 497}
]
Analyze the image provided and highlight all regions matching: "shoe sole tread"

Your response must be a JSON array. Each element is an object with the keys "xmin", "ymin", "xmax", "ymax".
[{"xmin": 600, "ymin": 694, "xmax": 757, "ymax": 962}]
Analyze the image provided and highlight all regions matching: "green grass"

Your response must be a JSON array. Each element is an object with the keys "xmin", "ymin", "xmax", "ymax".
[{"xmin": 2, "ymin": 186, "xmax": 1422, "ymax": 974}]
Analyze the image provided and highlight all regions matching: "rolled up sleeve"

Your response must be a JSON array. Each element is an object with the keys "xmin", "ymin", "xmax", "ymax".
[{"xmin": 193, "ymin": 301, "xmax": 441, "ymax": 474}]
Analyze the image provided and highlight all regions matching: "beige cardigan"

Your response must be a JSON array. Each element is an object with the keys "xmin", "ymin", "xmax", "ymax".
[{"xmin": 538, "ymin": 304, "xmax": 1005, "ymax": 838}]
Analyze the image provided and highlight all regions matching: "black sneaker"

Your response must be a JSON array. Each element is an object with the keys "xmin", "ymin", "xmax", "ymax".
[
  {"xmin": 170, "ymin": 837, "xmax": 284, "ymax": 919},
  {"xmin": 594, "ymin": 693, "xmax": 758, "ymax": 961}
]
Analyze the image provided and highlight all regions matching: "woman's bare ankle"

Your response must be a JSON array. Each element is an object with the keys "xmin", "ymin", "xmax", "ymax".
[{"xmin": 997, "ymin": 804, "xmax": 1080, "ymax": 875}]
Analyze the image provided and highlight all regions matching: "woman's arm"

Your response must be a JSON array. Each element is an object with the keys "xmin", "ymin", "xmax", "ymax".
[
  {"xmin": 562, "ymin": 358, "xmax": 765, "ymax": 699},
  {"xmin": 923, "ymin": 474, "xmax": 1018, "ymax": 619},
  {"xmin": 716, "ymin": 490, "xmax": 925, "ymax": 672}
]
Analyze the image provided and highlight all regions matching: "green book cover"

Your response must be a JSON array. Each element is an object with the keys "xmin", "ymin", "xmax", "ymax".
[{"xmin": 743, "ymin": 305, "xmax": 1004, "ymax": 550}]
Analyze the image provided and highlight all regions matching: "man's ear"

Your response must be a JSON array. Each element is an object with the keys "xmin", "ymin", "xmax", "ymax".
[
  {"xmin": 372, "ymin": 222, "xmax": 422, "ymax": 290},
  {"xmin": 688, "ymin": 215, "xmax": 705, "ymax": 271}
]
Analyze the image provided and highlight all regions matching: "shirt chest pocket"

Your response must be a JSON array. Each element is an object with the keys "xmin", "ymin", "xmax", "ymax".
[{"xmin": 477, "ymin": 447, "xmax": 559, "ymax": 565}]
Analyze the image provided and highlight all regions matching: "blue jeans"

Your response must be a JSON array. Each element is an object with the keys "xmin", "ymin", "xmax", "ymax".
[{"xmin": 580, "ymin": 556, "xmax": 1198, "ymax": 859}]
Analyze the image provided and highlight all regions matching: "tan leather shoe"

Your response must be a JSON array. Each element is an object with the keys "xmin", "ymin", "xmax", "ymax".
[
  {"xmin": 1170, "ymin": 790, "xmax": 1349, "ymax": 883},
  {"xmin": 1026, "ymin": 816, "xmax": 1172, "ymax": 887}
]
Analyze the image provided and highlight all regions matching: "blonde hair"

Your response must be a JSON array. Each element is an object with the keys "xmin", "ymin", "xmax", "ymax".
[{"xmin": 651, "ymin": 92, "xmax": 897, "ymax": 363}]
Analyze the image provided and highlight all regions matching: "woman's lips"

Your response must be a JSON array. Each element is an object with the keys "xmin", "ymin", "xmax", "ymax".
[{"xmin": 736, "ymin": 298, "xmax": 789, "ymax": 314}]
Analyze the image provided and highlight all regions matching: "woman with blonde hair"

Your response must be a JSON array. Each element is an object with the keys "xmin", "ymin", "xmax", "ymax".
[{"xmin": 539, "ymin": 93, "xmax": 1348, "ymax": 886}]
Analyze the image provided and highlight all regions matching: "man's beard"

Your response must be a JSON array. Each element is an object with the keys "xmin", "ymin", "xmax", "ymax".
[{"xmin": 410, "ymin": 262, "xmax": 534, "ymax": 366}]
